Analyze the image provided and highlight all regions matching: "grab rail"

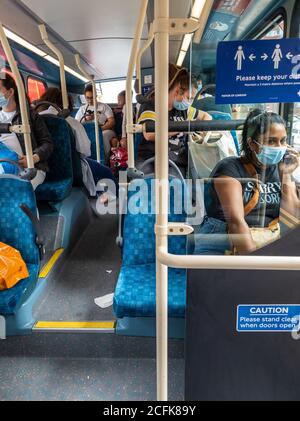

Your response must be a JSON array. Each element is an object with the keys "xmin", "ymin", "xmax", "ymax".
[
  {"xmin": 39, "ymin": 24, "xmax": 69, "ymax": 111},
  {"xmin": 0, "ymin": 22, "xmax": 35, "ymax": 171},
  {"xmin": 75, "ymin": 54, "xmax": 101, "ymax": 164},
  {"xmin": 126, "ymin": 0, "xmax": 149, "ymax": 170}
]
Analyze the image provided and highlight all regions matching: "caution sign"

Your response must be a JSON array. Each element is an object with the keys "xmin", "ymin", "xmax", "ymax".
[
  {"xmin": 216, "ymin": 38, "xmax": 300, "ymax": 104},
  {"xmin": 237, "ymin": 305, "xmax": 300, "ymax": 332}
]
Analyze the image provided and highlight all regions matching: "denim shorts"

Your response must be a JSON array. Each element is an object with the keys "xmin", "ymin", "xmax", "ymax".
[{"xmin": 192, "ymin": 216, "xmax": 231, "ymax": 255}]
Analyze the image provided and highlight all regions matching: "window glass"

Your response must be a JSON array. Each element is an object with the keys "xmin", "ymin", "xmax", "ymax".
[
  {"xmin": 99, "ymin": 80, "xmax": 136, "ymax": 104},
  {"xmin": 291, "ymin": 103, "xmax": 300, "ymax": 150},
  {"xmin": 27, "ymin": 77, "xmax": 46, "ymax": 102}
]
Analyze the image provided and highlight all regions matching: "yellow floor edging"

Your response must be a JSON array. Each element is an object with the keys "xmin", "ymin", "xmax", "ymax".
[
  {"xmin": 34, "ymin": 321, "xmax": 116, "ymax": 330},
  {"xmin": 39, "ymin": 248, "xmax": 64, "ymax": 278}
]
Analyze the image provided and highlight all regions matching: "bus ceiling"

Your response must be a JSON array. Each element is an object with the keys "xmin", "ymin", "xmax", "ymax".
[{"xmin": 2, "ymin": 0, "xmax": 195, "ymax": 82}]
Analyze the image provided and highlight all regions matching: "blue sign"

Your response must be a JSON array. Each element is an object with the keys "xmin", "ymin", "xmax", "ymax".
[
  {"xmin": 216, "ymin": 38, "xmax": 300, "ymax": 104},
  {"xmin": 237, "ymin": 305, "xmax": 300, "ymax": 332}
]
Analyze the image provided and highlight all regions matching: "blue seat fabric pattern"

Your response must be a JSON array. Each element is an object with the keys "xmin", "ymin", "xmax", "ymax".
[
  {"xmin": 0, "ymin": 176, "xmax": 40, "ymax": 315},
  {"xmin": 36, "ymin": 116, "xmax": 73, "ymax": 202},
  {"xmin": 114, "ymin": 264, "xmax": 186, "ymax": 318},
  {"xmin": 84, "ymin": 123, "xmax": 105, "ymax": 163},
  {"xmin": 113, "ymin": 177, "xmax": 187, "ymax": 319}
]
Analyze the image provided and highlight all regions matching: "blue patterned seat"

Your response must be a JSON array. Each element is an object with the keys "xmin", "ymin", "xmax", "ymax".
[
  {"xmin": 114, "ymin": 264, "xmax": 186, "ymax": 318},
  {"xmin": 84, "ymin": 123, "xmax": 105, "ymax": 163},
  {"xmin": 36, "ymin": 116, "xmax": 73, "ymax": 202},
  {"xmin": 0, "ymin": 176, "xmax": 40, "ymax": 315},
  {"xmin": 113, "ymin": 177, "xmax": 187, "ymax": 318}
]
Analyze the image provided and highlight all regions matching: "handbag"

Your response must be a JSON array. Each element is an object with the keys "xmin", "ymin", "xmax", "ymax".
[
  {"xmin": 0, "ymin": 242, "xmax": 29, "ymax": 290},
  {"xmin": 189, "ymin": 131, "xmax": 238, "ymax": 179}
]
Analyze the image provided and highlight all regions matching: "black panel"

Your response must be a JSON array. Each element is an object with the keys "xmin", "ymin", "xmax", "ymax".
[{"xmin": 185, "ymin": 225, "xmax": 300, "ymax": 401}]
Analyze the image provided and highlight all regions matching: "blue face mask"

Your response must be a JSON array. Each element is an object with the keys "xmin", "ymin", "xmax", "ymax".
[
  {"xmin": 173, "ymin": 98, "xmax": 192, "ymax": 111},
  {"xmin": 0, "ymin": 93, "xmax": 9, "ymax": 109},
  {"xmin": 255, "ymin": 143, "xmax": 287, "ymax": 166},
  {"xmin": 197, "ymin": 83, "xmax": 203, "ymax": 92}
]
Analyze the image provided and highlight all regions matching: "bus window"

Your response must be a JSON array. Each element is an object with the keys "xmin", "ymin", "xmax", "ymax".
[
  {"xmin": 27, "ymin": 77, "xmax": 46, "ymax": 102},
  {"xmin": 232, "ymin": 16, "xmax": 285, "ymax": 120},
  {"xmin": 291, "ymin": 103, "xmax": 300, "ymax": 151}
]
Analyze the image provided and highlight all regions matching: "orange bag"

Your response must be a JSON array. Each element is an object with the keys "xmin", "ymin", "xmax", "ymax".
[{"xmin": 0, "ymin": 242, "xmax": 29, "ymax": 291}]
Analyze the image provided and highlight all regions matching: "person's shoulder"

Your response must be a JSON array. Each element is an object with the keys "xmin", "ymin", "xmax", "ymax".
[{"xmin": 212, "ymin": 156, "xmax": 243, "ymax": 178}]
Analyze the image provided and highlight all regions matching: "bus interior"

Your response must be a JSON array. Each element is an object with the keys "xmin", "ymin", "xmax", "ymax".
[{"xmin": 0, "ymin": 0, "xmax": 300, "ymax": 402}]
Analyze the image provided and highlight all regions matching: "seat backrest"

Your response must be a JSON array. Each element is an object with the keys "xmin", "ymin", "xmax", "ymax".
[
  {"xmin": 67, "ymin": 125, "xmax": 84, "ymax": 187},
  {"xmin": 40, "ymin": 115, "xmax": 73, "ymax": 183},
  {"xmin": 122, "ymin": 177, "xmax": 187, "ymax": 266},
  {"xmin": 0, "ymin": 175, "xmax": 39, "ymax": 265},
  {"xmin": 83, "ymin": 122, "xmax": 105, "ymax": 163}
]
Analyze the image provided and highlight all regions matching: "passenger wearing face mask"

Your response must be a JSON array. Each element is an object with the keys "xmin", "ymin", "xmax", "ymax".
[
  {"xmin": 136, "ymin": 65, "xmax": 211, "ymax": 175},
  {"xmin": 192, "ymin": 109, "xmax": 300, "ymax": 256},
  {"xmin": 0, "ymin": 73, "xmax": 53, "ymax": 190}
]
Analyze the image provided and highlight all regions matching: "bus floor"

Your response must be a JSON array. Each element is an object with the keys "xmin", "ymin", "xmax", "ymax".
[
  {"xmin": 0, "ymin": 213, "xmax": 185, "ymax": 401},
  {"xmin": 36, "ymin": 213, "xmax": 121, "ymax": 322}
]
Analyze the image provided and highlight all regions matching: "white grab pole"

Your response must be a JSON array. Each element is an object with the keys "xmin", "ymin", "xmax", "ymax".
[
  {"xmin": 126, "ymin": 0, "xmax": 148, "ymax": 169},
  {"xmin": 39, "ymin": 24, "xmax": 69, "ymax": 110},
  {"xmin": 154, "ymin": 0, "xmax": 169, "ymax": 402},
  {"xmin": 75, "ymin": 54, "xmax": 101, "ymax": 163},
  {"xmin": 0, "ymin": 22, "xmax": 34, "ymax": 169},
  {"xmin": 136, "ymin": 23, "xmax": 154, "ymax": 95}
]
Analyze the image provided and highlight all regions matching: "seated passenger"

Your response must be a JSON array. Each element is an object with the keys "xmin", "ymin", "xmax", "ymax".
[
  {"xmin": 36, "ymin": 88, "xmax": 118, "ymax": 202},
  {"xmin": 110, "ymin": 137, "xmax": 128, "ymax": 176},
  {"xmin": 75, "ymin": 85, "xmax": 116, "ymax": 163},
  {"xmin": 0, "ymin": 74, "xmax": 53, "ymax": 190},
  {"xmin": 136, "ymin": 64, "xmax": 211, "ymax": 175},
  {"xmin": 114, "ymin": 90, "xmax": 126, "ymax": 140},
  {"xmin": 193, "ymin": 109, "xmax": 300, "ymax": 255}
]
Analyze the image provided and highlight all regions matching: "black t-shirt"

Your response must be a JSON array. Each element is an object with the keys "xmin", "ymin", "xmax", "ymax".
[
  {"xmin": 137, "ymin": 99, "xmax": 187, "ymax": 161},
  {"xmin": 205, "ymin": 157, "xmax": 281, "ymax": 227}
]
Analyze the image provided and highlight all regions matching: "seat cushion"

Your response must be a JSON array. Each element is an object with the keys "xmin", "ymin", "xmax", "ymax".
[
  {"xmin": 113, "ymin": 264, "xmax": 186, "ymax": 318},
  {"xmin": 0, "ymin": 264, "xmax": 39, "ymax": 315},
  {"xmin": 36, "ymin": 178, "xmax": 73, "ymax": 202}
]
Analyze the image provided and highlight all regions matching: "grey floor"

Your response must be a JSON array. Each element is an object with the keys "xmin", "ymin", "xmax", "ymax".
[
  {"xmin": 0, "ymin": 213, "xmax": 185, "ymax": 401},
  {"xmin": 36, "ymin": 214, "xmax": 121, "ymax": 321},
  {"xmin": 0, "ymin": 357, "xmax": 184, "ymax": 401}
]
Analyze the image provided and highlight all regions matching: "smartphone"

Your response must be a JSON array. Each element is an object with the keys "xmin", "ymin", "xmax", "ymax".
[{"xmin": 283, "ymin": 152, "xmax": 294, "ymax": 165}]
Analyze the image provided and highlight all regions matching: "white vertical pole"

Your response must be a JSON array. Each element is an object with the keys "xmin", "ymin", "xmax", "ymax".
[
  {"xmin": 39, "ymin": 25, "xmax": 69, "ymax": 111},
  {"xmin": 155, "ymin": 0, "xmax": 169, "ymax": 402},
  {"xmin": 126, "ymin": 0, "xmax": 148, "ymax": 169},
  {"xmin": 0, "ymin": 22, "xmax": 34, "ymax": 169},
  {"xmin": 75, "ymin": 54, "xmax": 101, "ymax": 163}
]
